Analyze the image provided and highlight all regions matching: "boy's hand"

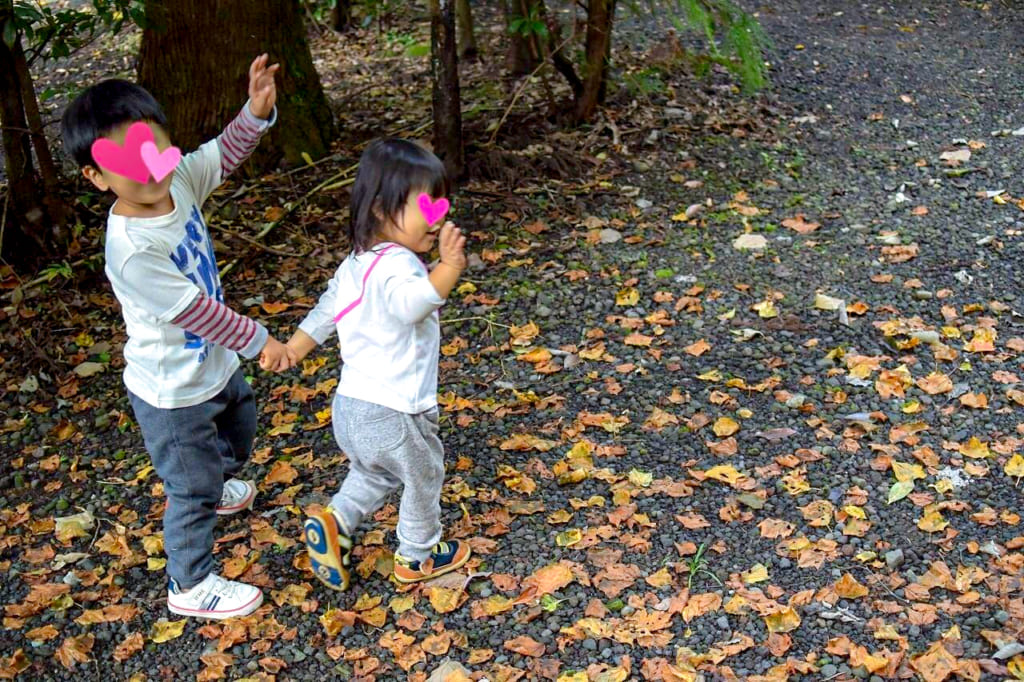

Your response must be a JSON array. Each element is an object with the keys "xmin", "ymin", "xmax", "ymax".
[
  {"xmin": 437, "ymin": 222, "xmax": 467, "ymax": 272},
  {"xmin": 248, "ymin": 54, "xmax": 280, "ymax": 120},
  {"xmin": 259, "ymin": 336, "xmax": 291, "ymax": 372}
]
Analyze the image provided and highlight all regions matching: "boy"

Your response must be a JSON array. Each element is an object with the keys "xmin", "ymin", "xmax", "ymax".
[{"xmin": 61, "ymin": 55, "xmax": 289, "ymax": 619}]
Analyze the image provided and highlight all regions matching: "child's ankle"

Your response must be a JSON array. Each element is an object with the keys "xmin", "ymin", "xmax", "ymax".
[{"xmin": 329, "ymin": 508, "xmax": 351, "ymax": 536}]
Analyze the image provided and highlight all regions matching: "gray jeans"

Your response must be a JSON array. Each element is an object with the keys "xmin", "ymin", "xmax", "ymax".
[
  {"xmin": 330, "ymin": 394, "xmax": 444, "ymax": 561},
  {"xmin": 128, "ymin": 368, "xmax": 256, "ymax": 588}
]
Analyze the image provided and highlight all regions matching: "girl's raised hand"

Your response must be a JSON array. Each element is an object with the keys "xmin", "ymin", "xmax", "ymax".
[
  {"xmin": 438, "ymin": 222, "xmax": 467, "ymax": 271},
  {"xmin": 248, "ymin": 54, "xmax": 280, "ymax": 120}
]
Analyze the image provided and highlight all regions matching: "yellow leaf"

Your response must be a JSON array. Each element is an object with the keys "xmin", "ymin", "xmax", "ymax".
[
  {"xmin": 960, "ymin": 437, "xmax": 991, "ymax": 459},
  {"xmin": 1007, "ymin": 654, "xmax": 1024, "ymax": 680},
  {"xmin": 742, "ymin": 563, "xmax": 769, "ymax": 584},
  {"xmin": 918, "ymin": 509, "xmax": 949, "ymax": 533},
  {"xmin": 1005, "ymin": 454, "xmax": 1024, "ymax": 479},
  {"xmin": 645, "ymin": 567, "xmax": 674, "ymax": 588},
  {"xmin": 146, "ymin": 557, "xmax": 166, "ymax": 571},
  {"xmin": 555, "ymin": 529, "xmax": 582, "ymax": 547},
  {"xmin": 764, "ymin": 607, "xmax": 801, "ymax": 633},
  {"xmin": 843, "ymin": 505, "xmax": 866, "ymax": 520},
  {"xmin": 149, "ymin": 619, "xmax": 186, "ymax": 644},
  {"xmin": 558, "ymin": 673, "xmax": 589, "ymax": 682},
  {"xmin": 628, "ymin": 469, "xmax": 653, "ymax": 487},
  {"xmin": 389, "ymin": 594, "xmax": 415, "ymax": 614},
  {"xmin": 615, "ymin": 287, "xmax": 640, "ymax": 306},
  {"xmin": 892, "ymin": 461, "xmax": 925, "ymax": 482},
  {"xmin": 713, "ymin": 417, "xmax": 740, "ymax": 437},
  {"xmin": 427, "ymin": 586, "xmax": 463, "ymax": 614},
  {"xmin": 704, "ymin": 465, "xmax": 743, "ymax": 486},
  {"xmin": 752, "ymin": 300, "xmax": 778, "ymax": 319},
  {"xmin": 697, "ymin": 369, "xmax": 722, "ymax": 382}
]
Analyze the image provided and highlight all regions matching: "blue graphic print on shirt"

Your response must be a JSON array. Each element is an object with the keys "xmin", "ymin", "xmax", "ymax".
[{"xmin": 168, "ymin": 206, "xmax": 223, "ymax": 363}]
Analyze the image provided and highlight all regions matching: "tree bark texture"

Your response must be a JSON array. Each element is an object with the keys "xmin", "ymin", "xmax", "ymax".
[
  {"xmin": 429, "ymin": 0, "xmax": 464, "ymax": 179},
  {"xmin": 138, "ymin": 0, "xmax": 335, "ymax": 170},
  {"xmin": 0, "ymin": 2, "xmax": 65, "ymax": 267},
  {"xmin": 504, "ymin": 0, "xmax": 537, "ymax": 75},
  {"xmin": 575, "ymin": 0, "xmax": 615, "ymax": 122},
  {"xmin": 456, "ymin": 0, "xmax": 478, "ymax": 60},
  {"xmin": 331, "ymin": 0, "xmax": 352, "ymax": 32}
]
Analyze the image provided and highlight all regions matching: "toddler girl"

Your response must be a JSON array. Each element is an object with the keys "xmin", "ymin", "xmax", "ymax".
[{"xmin": 282, "ymin": 138, "xmax": 471, "ymax": 589}]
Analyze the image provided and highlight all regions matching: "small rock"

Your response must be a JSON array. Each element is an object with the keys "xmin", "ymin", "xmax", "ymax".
[
  {"xmin": 820, "ymin": 664, "xmax": 838, "ymax": 677},
  {"xmin": 885, "ymin": 549, "xmax": 904, "ymax": 570},
  {"xmin": 599, "ymin": 228, "xmax": 623, "ymax": 244}
]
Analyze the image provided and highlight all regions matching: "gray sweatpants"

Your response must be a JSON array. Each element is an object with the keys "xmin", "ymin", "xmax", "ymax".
[{"xmin": 330, "ymin": 394, "xmax": 444, "ymax": 561}]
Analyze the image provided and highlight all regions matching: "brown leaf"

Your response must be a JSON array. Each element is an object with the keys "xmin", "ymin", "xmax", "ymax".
[
  {"xmin": 504, "ymin": 635, "xmax": 545, "ymax": 658},
  {"xmin": 55, "ymin": 634, "xmax": 94, "ymax": 669},
  {"xmin": 782, "ymin": 214, "xmax": 820, "ymax": 234},
  {"xmin": 112, "ymin": 632, "xmax": 145, "ymax": 662}
]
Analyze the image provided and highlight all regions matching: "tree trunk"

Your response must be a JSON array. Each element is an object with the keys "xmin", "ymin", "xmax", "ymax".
[
  {"xmin": 429, "ymin": 0, "xmax": 464, "ymax": 180},
  {"xmin": 574, "ymin": 0, "xmax": 615, "ymax": 123},
  {"xmin": 138, "ymin": 0, "xmax": 335, "ymax": 171},
  {"xmin": 13, "ymin": 37, "xmax": 70, "ymax": 248},
  {"xmin": 504, "ymin": 0, "xmax": 537, "ymax": 75},
  {"xmin": 331, "ymin": 0, "xmax": 352, "ymax": 32},
  {"xmin": 456, "ymin": 0, "xmax": 478, "ymax": 61},
  {"xmin": 0, "ymin": 6, "xmax": 64, "ymax": 268}
]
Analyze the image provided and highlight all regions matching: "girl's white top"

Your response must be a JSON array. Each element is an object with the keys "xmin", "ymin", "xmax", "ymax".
[{"xmin": 298, "ymin": 243, "xmax": 445, "ymax": 414}]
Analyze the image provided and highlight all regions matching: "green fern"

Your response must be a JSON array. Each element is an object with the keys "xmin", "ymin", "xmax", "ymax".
[{"xmin": 669, "ymin": 0, "xmax": 771, "ymax": 92}]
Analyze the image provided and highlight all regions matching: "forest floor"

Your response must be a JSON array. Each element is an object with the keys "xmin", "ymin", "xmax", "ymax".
[{"xmin": 1, "ymin": 1, "xmax": 1023, "ymax": 680}]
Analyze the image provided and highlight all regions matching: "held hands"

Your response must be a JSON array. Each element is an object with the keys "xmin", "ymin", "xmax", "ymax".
[
  {"xmin": 437, "ymin": 222, "xmax": 467, "ymax": 272},
  {"xmin": 259, "ymin": 336, "xmax": 291, "ymax": 372},
  {"xmin": 248, "ymin": 54, "xmax": 280, "ymax": 120}
]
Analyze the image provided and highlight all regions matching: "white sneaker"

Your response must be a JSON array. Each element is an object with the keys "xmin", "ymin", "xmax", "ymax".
[
  {"xmin": 167, "ymin": 573, "xmax": 263, "ymax": 619},
  {"xmin": 216, "ymin": 479, "xmax": 256, "ymax": 515}
]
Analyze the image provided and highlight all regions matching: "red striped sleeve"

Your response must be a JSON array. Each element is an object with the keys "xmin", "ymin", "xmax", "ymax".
[{"xmin": 171, "ymin": 293, "xmax": 266, "ymax": 355}]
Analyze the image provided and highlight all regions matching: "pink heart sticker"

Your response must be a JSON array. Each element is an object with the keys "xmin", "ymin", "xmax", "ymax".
[
  {"xmin": 140, "ymin": 140, "xmax": 182, "ymax": 183},
  {"xmin": 90, "ymin": 122, "xmax": 155, "ymax": 183},
  {"xmin": 417, "ymin": 193, "xmax": 450, "ymax": 226}
]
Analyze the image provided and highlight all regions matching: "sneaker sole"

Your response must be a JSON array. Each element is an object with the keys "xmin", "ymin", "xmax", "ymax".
[
  {"xmin": 304, "ymin": 513, "xmax": 351, "ymax": 592},
  {"xmin": 393, "ymin": 546, "xmax": 472, "ymax": 584},
  {"xmin": 167, "ymin": 590, "xmax": 264, "ymax": 620}
]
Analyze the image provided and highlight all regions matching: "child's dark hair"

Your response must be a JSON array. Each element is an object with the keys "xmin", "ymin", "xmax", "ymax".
[
  {"xmin": 61, "ymin": 79, "xmax": 168, "ymax": 168},
  {"xmin": 348, "ymin": 138, "xmax": 449, "ymax": 253}
]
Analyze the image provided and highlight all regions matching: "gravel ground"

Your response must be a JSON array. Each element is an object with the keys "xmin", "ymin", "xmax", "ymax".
[{"xmin": 1, "ymin": 1, "xmax": 1023, "ymax": 680}]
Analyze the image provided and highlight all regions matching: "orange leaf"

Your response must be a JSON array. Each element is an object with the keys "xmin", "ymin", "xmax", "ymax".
[
  {"xmin": 263, "ymin": 460, "xmax": 298, "ymax": 486},
  {"xmin": 782, "ymin": 214, "xmax": 820, "ymax": 234},
  {"xmin": 260, "ymin": 302, "xmax": 289, "ymax": 314},
  {"xmin": 684, "ymin": 339, "xmax": 711, "ymax": 356},
  {"xmin": 916, "ymin": 372, "xmax": 953, "ymax": 395},
  {"xmin": 113, "ymin": 633, "xmax": 144, "ymax": 662},
  {"xmin": 523, "ymin": 561, "xmax": 575, "ymax": 595},
  {"xmin": 834, "ymin": 573, "xmax": 870, "ymax": 599},
  {"xmin": 959, "ymin": 392, "xmax": 988, "ymax": 409},
  {"xmin": 503, "ymin": 635, "xmax": 545, "ymax": 658},
  {"xmin": 910, "ymin": 641, "xmax": 959, "ymax": 682}
]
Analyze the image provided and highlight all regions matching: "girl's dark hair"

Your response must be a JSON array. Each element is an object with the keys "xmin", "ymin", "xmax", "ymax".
[
  {"xmin": 348, "ymin": 138, "xmax": 449, "ymax": 253},
  {"xmin": 61, "ymin": 79, "xmax": 168, "ymax": 168}
]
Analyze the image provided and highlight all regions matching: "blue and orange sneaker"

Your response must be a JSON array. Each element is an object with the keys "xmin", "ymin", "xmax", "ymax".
[
  {"xmin": 303, "ymin": 508, "xmax": 353, "ymax": 591},
  {"xmin": 393, "ymin": 540, "xmax": 471, "ymax": 584}
]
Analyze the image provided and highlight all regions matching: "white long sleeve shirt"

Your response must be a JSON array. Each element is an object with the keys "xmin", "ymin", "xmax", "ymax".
[
  {"xmin": 298, "ymin": 243, "xmax": 445, "ymax": 414},
  {"xmin": 103, "ymin": 103, "xmax": 275, "ymax": 408}
]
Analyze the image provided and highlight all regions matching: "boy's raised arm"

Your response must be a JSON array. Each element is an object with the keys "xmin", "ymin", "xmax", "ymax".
[{"xmin": 217, "ymin": 54, "xmax": 279, "ymax": 179}]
